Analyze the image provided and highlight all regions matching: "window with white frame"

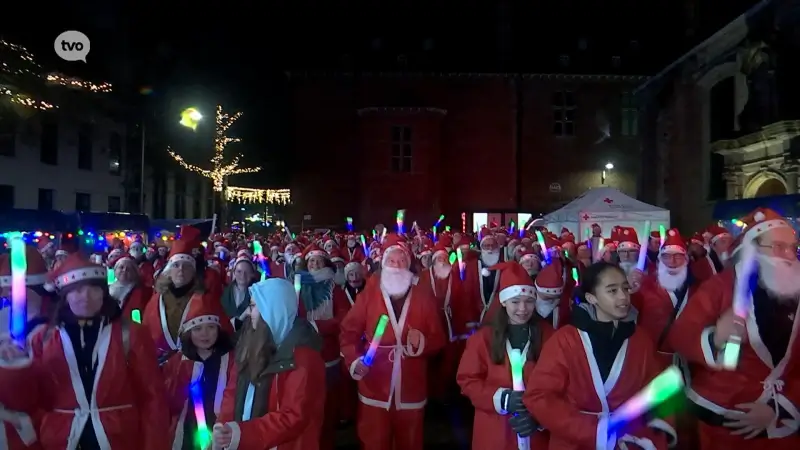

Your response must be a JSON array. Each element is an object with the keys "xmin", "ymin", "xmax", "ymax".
[
  {"xmin": 552, "ymin": 90, "xmax": 576, "ymax": 137},
  {"xmin": 620, "ymin": 91, "xmax": 638, "ymax": 137},
  {"xmin": 390, "ymin": 125, "xmax": 412, "ymax": 173}
]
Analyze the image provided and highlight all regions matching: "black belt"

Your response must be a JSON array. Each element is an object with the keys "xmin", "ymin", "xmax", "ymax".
[{"xmin": 689, "ymin": 399, "xmax": 768, "ymax": 439}]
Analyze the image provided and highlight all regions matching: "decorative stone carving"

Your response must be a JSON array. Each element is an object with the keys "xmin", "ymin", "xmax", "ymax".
[{"xmin": 723, "ymin": 167, "xmax": 744, "ymax": 199}]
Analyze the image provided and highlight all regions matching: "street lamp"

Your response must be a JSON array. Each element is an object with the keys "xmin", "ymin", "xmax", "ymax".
[
  {"xmin": 179, "ymin": 107, "xmax": 203, "ymax": 130},
  {"xmin": 605, "ymin": 162, "xmax": 614, "ymax": 170},
  {"xmin": 602, "ymin": 162, "xmax": 614, "ymax": 184}
]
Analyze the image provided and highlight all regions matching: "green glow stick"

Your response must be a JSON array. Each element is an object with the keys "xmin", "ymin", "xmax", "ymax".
[{"xmin": 363, "ymin": 315, "xmax": 389, "ymax": 366}]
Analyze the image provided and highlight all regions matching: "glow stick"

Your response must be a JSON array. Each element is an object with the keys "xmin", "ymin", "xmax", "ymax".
[
  {"xmin": 659, "ymin": 225, "xmax": 666, "ymax": 247},
  {"xmin": 722, "ymin": 240, "xmax": 757, "ymax": 370},
  {"xmin": 346, "ymin": 217, "xmax": 353, "ymax": 231},
  {"xmin": 381, "ymin": 228, "xmax": 387, "ymax": 242},
  {"xmin": 363, "ymin": 314, "xmax": 389, "ymax": 366},
  {"xmin": 253, "ymin": 241, "xmax": 268, "ymax": 280},
  {"xmin": 636, "ymin": 221, "xmax": 651, "ymax": 271},
  {"xmin": 508, "ymin": 348, "xmax": 530, "ymax": 450},
  {"xmin": 396, "ymin": 210, "xmax": 406, "ymax": 234},
  {"xmin": 131, "ymin": 309, "xmax": 142, "ymax": 323},
  {"xmin": 190, "ymin": 380, "xmax": 212, "ymax": 449},
  {"xmin": 608, "ymin": 366, "xmax": 684, "ymax": 434},
  {"xmin": 571, "ymin": 267, "xmax": 579, "ymax": 285},
  {"xmin": 432, "ymin": 225, "xmax": 438, "ymax": 242},
  {"xmin": 456, "ymin": 247, "xmax": 465, "ymax": 280},
  {"xmin": 534, "ymin": 231, "xmax": 550, "ymax": 265},
  {"xmin": 360, "ymin": 234, "xmax": 369, "ymax": 256},
  {"xmin": 593, "ymin": 238, "xmax": 605, "ymax": 263},
  {"xmin": 294, "ymin": 274, "xmax": 302, "ymax": 301},
  {"xmin": 107, "ymin": 267, "xmax": 116, "ymax": 284},
  {"xmin": 7, "ymin": 233, "xmax": 27, "ymax": 344}
]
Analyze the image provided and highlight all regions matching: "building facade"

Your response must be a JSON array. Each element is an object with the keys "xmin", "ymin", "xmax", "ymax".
[
  {"xmin": 636, "ymin": 0, "xmax": 800, "ymax": 230},
  {"xmin": 287, "ymin": 72, "xmax": 646, "ymax": 229}
]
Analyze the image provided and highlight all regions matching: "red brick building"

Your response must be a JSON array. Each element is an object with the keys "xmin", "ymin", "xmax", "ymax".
[{"xmin": 286, "ymin": 71, "xmax": 646, "ymax": 231}]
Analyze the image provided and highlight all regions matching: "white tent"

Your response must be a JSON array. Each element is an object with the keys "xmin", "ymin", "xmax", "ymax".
[{"xmin": 544, "ymin": 187, "xmax": 669, "ymax": 241}]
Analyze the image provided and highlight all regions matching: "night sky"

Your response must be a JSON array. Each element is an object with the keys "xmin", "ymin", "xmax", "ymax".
[{"xmin": 3, "ymin": 0, "xmax": 764, "ymax": 189}]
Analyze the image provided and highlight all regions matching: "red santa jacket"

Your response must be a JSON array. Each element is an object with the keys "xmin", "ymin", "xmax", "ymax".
[
  {"xmin": 113, "ymin": 284, "xmax": 152, "ymax": 323},
  {"xmin": 525, "ymin": 325, "xmax": 674, "ymax": 450},
  {"xmin": 343, "ymin": 246, "xmax": 366, "ymax": 264},
  {"xmin": 30, "ymin": 321, "xmax": 169, "ymax": 450},
  {"xmin": 138, "ymin": 260, "xmax": 155, "ymax": 288},
  {"xmin": 339, "ymin": 274, "xmax": 447, "ymax": 410},
  {"xmin": 458, "ymin": 252, "xmax": 502, "ymax": 326},
  {"xmin": 419, "ymin": 266, "xmax": 471, "ymax": 341},
  {"xmin": 300, "ymin": 287, "xmax": 351, "ymax": 366},
  {"xmin": 0, "ymin": 327, "xmax": 42, "ymax": 450},
  {"xmin": 457, "ymin": 325, "xmax": 554, "ymax": 450}
]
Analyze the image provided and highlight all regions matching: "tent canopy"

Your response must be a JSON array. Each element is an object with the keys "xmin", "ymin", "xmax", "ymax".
[{"xmin": 544, "ymin": 187, "xmax": 670, "ymax": 240}]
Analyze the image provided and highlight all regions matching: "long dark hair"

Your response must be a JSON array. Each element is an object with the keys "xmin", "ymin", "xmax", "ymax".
[
  {"xmin": 51, "ymin": 281, "xmax": 121, "ymax": 325},
  {"xmin": 235, "ymin": 316, "xmax": 277, "ymax": 383},
  {"xmin": 489, "ymin": 306, "xmax": 542, "ymax": 365},
  {"xmin": 179, "ymin": 327, "xmax": 233, "ymax": 360},
  {"xmin": 574, "ymin": 261, "xmax": 625, "ymax": 302}
]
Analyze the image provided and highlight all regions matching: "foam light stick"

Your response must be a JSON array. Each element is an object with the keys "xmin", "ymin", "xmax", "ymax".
[
  {"xmin": 363, "ymin": 314, "xmax": 389, "ymax": 366},
  {"xmin": 508, "ymin": 348, "xmax": 530, "ymax": 450},
  {"xmin": 360, "ymin": 234, "xmax": 369, "ymax": 256},
  {"xmin": 432, "ymin": 225, "xmax": 438, "ymax": 242},
  {"xmin": 396, "ymin": 210, "xmax": 406, "ymax": 234},
  {"xmin": 445, "ymin": 225, "xmax": 451, "ymax": 232},
  {"xmin": 131, "ymin": 309, "xmax": 142, "ymax": 323},
  {"xmin": 534, "ymin": 231, "xmax": 550, "ymax": 265},
  {"xmin": 456, "ymin": 247, "xmax": 465, "ymax": 280},
  {"xmin": 107, "ymin": 267, "xmax": 116, "ymax": 284},
  {"xmin": 659, "ymin": 225, "xmax": 666, "ymax": 247},
  {"xmin": 636, "ymin": 221, "xmax": 652, "ymax": 271},
  {"xmin": 593, "ymin": 238, "xmax": 605, "ymax": 263},
  {"xmin": 346, "ymin": 217, "xmax": 353, "ymax": 232},
  {"xmin": 253, "ymin": 241, "xmax": 269, "ymax": 281},
  {"xmin": 189, "ymin": 380, "xmax": 212, "ymax": 449},
  {"xmin": 722, "ymin": 240, "xmax": 757, "ymax": 370},
  {"xmin": 608, "ymin": 366, "xmax": 684, "ymax": 435},
  {"xmin": 7, "ymin": 233, "xmax": 27, "ymax": 344},
  {"xmin": 571, "ymin": 267, "xmax": 580, "ymax": 286},
  {"xmin": 294, "ymin": 274, "xmax": 302, "ymax": 301}
]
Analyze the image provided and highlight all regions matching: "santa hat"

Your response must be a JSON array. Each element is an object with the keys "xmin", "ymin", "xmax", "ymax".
[
  {"xmin": 432, "ymin": 242, "xmax": 449, "ymax": 260},
  {"xmin": 616, "ymin": 227, "xmax": 641, "ymax": 251},
  {"xmin": 535, "ymin": 263, "xmax": 563, "ymax": 296},
  {"xmin": 110, "ymin": 254, "xmax": 138, "ymax": 270},
  {"xmin": 344, "ymin": 261, "xmax": 363, "ymax": 277},
  {"xmin": 518, "ymin": 247, "xmax": 540, "ymax": 265},
  {"xmin": 329, "ymin": 249, "xmax": 345, "ymax": 264},
  {"xmin": 560, "ymin": 227, "xmax": 570, "ymax": 237},
  {"xmin": 490, "ymin": 262, "xmax": 537, "ymax": 303},
  {"xmin": 37, "ymin": 236, "xmax": 55, "ymax": 252},
  {"xmin": 479, "ymin": 227, "xmax": 496, "ymax": 244},
  {"xmin": 180, "ymin": 299, "xmax": 221, "ymax": 334},
  {"xmin": 303, "ymin": 244, "xmax": 328, "ymax": 260},
  {"xmin": 167, "ymin": 225, "xmax": 202, "ymax": 267},
  {"xmin": 731, "ymin": 207, "xmax": 791, "ymax": 255},
  {"xmin": 232, "ymin": 255, "xmax": 257, "ymax": 271},
  {"xmin": 689, "ymin": 233, "xmax": 704, "ymax": 246},
  {"xmin": 0, "ymin": 244, "xmax": 49, "ymax": 287},
  {"xmin": 381, "ymin": 233, "xmax": 411, "ymax": 267},
  {"xmin": 48, "ymin": 253, "xmax": 107, "ymax": 292},
  {"xmin": 706, "ymin": 225, "xmax": 731, "ymax": 244},
  {"xmin": 660, "ymin": 228, "xmax": 687, "ymax": 254},
  {"xmin": 130, "ymin": 241, "xmax": 144, "ymax": 249},
  {"xmin": 107, "ymin": 248, "xmax": 124, "ymax": 263}
]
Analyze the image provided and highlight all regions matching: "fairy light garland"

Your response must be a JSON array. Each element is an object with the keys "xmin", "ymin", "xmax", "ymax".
[
  {"xmin": 225, "ymin": 187, "xmax": 291, "ymax": 205},
  {"xmin": 167, "ymin": 105, "xmax": 262, "ymax": 192}
]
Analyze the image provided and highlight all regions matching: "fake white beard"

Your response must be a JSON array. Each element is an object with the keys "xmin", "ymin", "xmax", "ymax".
[
  {"xmin": 657, "ymin": 263, "xmax": 688, "ymax": 292},
  {"xmin": 481, "ymin": 250, "xmax": 500, "ymax": 267},
  {"xmin": 310, "ymin": 267, "xmax": 335, "ymax": 282},
  {"xmin": 619, "ymin": 261, "xmax": 636, "ymax": 276},
  {"xmin": 284, "ymin": 252, "xmax": 295, "ymax": 265},
  {"xmin": 535, "ymin": 298, "xmax": 558, "ymax": 318},
  {"xmin": 381, "ymin": 267, "xmax": 414, "ymax": 296},
  {"xmin": 756, "ymin": 254, "xmax": 800, "ymax": 301},
  {"xmin": 347, "ymin": 240, "xmax": 356, "ymax": 248},
  {"xmin": 433, "ymin": 262, "xmax": 451, "ymax": 279}
]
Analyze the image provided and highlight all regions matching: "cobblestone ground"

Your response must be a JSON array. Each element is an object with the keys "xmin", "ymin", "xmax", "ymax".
[{"xmin": 335, "ymin": 399, "xmax": 475, "ymax": 449}]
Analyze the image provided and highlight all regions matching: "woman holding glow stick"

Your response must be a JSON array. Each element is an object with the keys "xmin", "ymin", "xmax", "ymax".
[
  {"xmin": 164, "ymin": 300, "xmax": 235, "ymax": 449},
  {"xmin": 30, "ymin": 253, "xmax": 170, "ymax": 449},
  {"xmin": 212, "ymin": 278, "xmax": 326, "ymax": 450},
  {"xmin": 457, "ymin": 261, "xmax": 553, "ymax": 450},
  {"xmin": 525, "ymin": 262, "xmax": 676, "ymax": 450}
]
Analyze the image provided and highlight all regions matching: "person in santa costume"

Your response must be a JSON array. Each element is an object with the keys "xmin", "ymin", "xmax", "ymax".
[
  {"xmin": 343, "ymin": 233, "xmax": 366, "ymax": 263},
  {"xmin": 691, "ymin": 225, "xmax": 732, "ymax": 282},
  {"xmin": 457, "ymin": 261, "xmax": 554, "ymax": 450},
  {"xmin": 534, "ymin": 259, "xmax": 572, "ymax": 330},
  {"xmin": 518, "ymin": 247, "xmax": 541, "ymax": 282},
  {"xmin": 143, "ymin": 226, "xmax": 232, "ymax": 363},
  {"xmin": 576, "ymin": 241, "xmax": 592, "ymax": 268},
  {"xmin": 107, "ymin": 252, "xmax": 153, "ymax": 322},
  {"xmin": 669, "ymin": 208, "xmax": 800, "ymax": 449},
  {"xmin": 339, "ymin": 233, "xmax": 447, "ymax": 450},
  {"xmin": 0, "ymin": 246, "xmax": 55, "ymax": 450},
  {"xmin": 163, "ymin": 299, "xmax": 235, "ymax": 449},
  {"xmin": 525, "ymin": 261, "xmax": 676, "ymax": 449},
  {"xmin": 616, "ymin": 226, "xmax": 641, "ymax": 277},
  {"xmin": 460, "ymin": 228, "xmax": 503, "ymax": 328},
  {"xmin": 220, "ymin": 255, "xmax": 258, "ymax": 333},
  {"xmin": 212, "ymin": 278, "xmax": 326, "ymax": 449},
  {"xmin": 31, "ymin": 253, "xmax": 169, "ymax": 449},
  {"xmin": 329, "ymin": 248, "xmax": 347, "ymax": 286}
]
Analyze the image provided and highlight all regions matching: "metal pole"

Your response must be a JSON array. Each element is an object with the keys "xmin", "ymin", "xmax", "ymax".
[{"xmin": 140, "ymin": 122, "xmax": 145, "ymax": 213}]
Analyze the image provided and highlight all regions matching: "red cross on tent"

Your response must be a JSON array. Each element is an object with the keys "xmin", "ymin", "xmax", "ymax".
[
  {"xmin": 582, "ymin": 214, "xmax": 590, "ymax": 221},
  {"xmin": 603, "ymin": 198, "xmax": 613, "ymax": 204}
]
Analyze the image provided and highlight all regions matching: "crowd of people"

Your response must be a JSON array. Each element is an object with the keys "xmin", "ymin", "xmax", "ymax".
[{"xmin": 0, "ymin": 206, "xmax": 798, "ymax": 450}]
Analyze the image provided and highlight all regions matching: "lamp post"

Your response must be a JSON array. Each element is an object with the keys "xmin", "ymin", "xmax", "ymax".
[{"xmin": 602, "ymin": 162, "xmax": 614, "ymax": 184}]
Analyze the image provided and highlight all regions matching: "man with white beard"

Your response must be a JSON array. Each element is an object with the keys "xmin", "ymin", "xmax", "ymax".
[
  {"xmin": 517, "ymin": 247, "xmax": 541, "ymax": 282},
  {"xmin": 340, "ymin": 233, "xmax": 446, "ymax": 450},
  {"xmin": 693, "ymin": 225, "xmax": 732, "ymax": 281},
  {"xmin": 616, "ymin": 226, "xmax": 642, "ymax": 276},
  {"xmin": 461, "ymin": 228, "xmax": 504, "ymax": 327},
  {"xmin": 670, "ymin": 208, "xmax": 800, "ymax": 450}
]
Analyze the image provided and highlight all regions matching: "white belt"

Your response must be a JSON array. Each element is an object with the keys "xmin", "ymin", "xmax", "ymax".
[
  {"xmin": 54, "ymin": 403, "xmax": 133, "ymax": 416},
  {"xmin": 579, "ymin": 410, "xmax": 656, "ymax": 450},
  {"xmin": 54, "ymin": 404, "xmax": 133, "ymax": 449}
]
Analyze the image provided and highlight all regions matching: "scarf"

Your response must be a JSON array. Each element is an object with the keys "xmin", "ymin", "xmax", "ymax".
[{"xmin": 297, "ymin": 270, "xmax": 335, "ymax": 320}]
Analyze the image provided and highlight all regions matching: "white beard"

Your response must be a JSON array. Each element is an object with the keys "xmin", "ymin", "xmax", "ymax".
[
  {"xmin": 657, "ymin": 263, "xmax": 688, "ymax": 292},
  {"xmin": 433, "ymin": 262, "xmax": 451, "ymax": 279},
  {"xmin": 481, "ymin": 250, "xmax": 500, "ymax": 267},
  {"xmin": 619, "ymin": 261, "xmax": 636, "ymax": 276},
  {"xmin": 381, "ymin": 267, "xmax": 414, "ymax": 296},
  {"xmin": 284, "ymin": 252, "xmax": 295, "ymax": 265},
  {"xmin": 535, "ymin": 298, "xmax": 558, "ymax": 318},
  {"xmin": 756, "ymin": 254, "xmax": 800, "ymax": 301},
  {"xmin": 347, "ymin": 240, "xmax": 356, "ymax": 248}
]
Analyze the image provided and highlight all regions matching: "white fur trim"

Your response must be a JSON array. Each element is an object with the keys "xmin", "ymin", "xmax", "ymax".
[
  {"xmin": 305, "ymin": 250, "xmax": 327, "ymax": 260},
  {"xmin": 710, "ymin": 233, "xmax": 731, "ymax": 244},
  {"xmin": 499, "ymin": 285, "xmax": 536, "ymax": 303},
  {"xmin": 417, "ymin": 250, "xmax": 432, "ymax": 257},
  {"xmin": 492, "ymin": 388, "xmax": 508, "ymax": 415},
  {"xmin": 226, "ymin": 421, "xmax": 242, "ymax": 450},
  {"xmin": 113, "ymin": 257, "xmax": 138, "ymax": 270},
  {"xmin": 43, "ymin": 282, "xmax": 56, "ymax": 292},
  {"xmin": 168, "ymin": 253, "xmax": 195, "ymax": 267},
  {"xmin": 481, "ymin": 268, "xmax": 491, "ymax": 277},
  {"xmin": 381, "ymin": 245, "xmax": 409, "ymax": 267},
  {"xmin": 432, "ymin": 249, "xmax": 448, "ymax": 260},
  {"xmin": 330, "ymin": 256, "xmax": 345, "ymax": 263},
  {"xmin": 736, "ymin": 219, "xmax": 790, "ymax": 253},
  {"xmin": 14, "ymin": 412, "xmax": 36, "ymax": 445},
  {"xmin": 617, "ymin": 241, "xmax": 640, "ymax": 251},
  {"xmin": 0, "ymin": 272, "xmax": 48, "ymax": 287},
  {"xmin": 648, "ymin": 418, "xmax": 677, "ymax": 447},
  {"xmin": 344, "ymin": 262, "xmax": 362, "ymax": 275},
  {"xmin": 535, "ymin": 282, "xmax": 562, "ymax": 296},
  {"xmin": 180, "ymin": 314, "xmax": 220, "ymax": 333},
  {"xmin": 53, "ymin": 266, "xmax": 106, "ymax": 290},
  {"xmin": 700, "ymin": 326, "xmax": 722, "ymax": 368},
  {"xmin": 55, "ymin": 250, "xmax": 68, "ymax": 257},
  {"xmin": 480, "ymin": 234, "xmax": 496, "ymax": 243},
  {"xmin": 349, "ymin": 356, "xmax": 364, "ymax": 381},
  {"xmin": 519, "ymin": 253, "xmax": 540, "ymax": 264},
  {"xmin": 661, "ymin": 245, "xmax": 686, "ymax": 254}
]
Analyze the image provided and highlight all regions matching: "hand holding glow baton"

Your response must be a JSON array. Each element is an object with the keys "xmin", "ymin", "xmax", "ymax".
[
  {"xmin": 722, "ymin": 240, "xmax": 757, "ymax": 370},
  {"xmin": 190, "ymin": 380, "xmax": 212, "ymax": 449},
  {"xmin": 508, "ymin": 348, "xmax": 531, "ymax": 450},
  {"xmin": 6, "ymin": 233, "xmax": 27, "ymax": 346},
  {"xmin": 534, "ymin": 230, "xmax": 549, "ymax": 265},
  {"xmin": 360, "ymin": 234, "xmax": 369, "ymax": 256},
  {"xmin": 363, "ymin": 315, "xmax": 389, "ymax": 366},
  {"xmin": 608, "ymin": 366, "xmax": 684, "ymax": 435},
  {"xmin": 636, "ymin": 221, "xmax": 651, "ymax": 271},
  {"xmin": 659, "ymin": 225, "xmax": 666, "ymax": 247}
]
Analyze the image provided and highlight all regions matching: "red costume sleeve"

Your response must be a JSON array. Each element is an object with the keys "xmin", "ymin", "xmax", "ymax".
[
  {"xmin": 339, "ymin": 291, "xmax": 368, "ymax": 377},
  {"xmin": 456, "ymin": 331, "xmax": 506, "ymax": 414},
  {"xmin": 667, "ymin": 275, "xmax": 725, "ymax": 368},
  {"xmin": 129, "ymin": 323, "xmax": 171, "ymax": 450},
  {"xmin": 333, "ymin": 289, "xmax": 351, "ymax": 323},
  {"xmin": 314, "ymin": 317, "xmax": 339, "ymax": 341},
  {"xmin": 416, "ymin": 289, "xmax": 447, "ymax": 357},
  {"xmin": 524, "ymin": 330, "xmax": 600, "ymax": 448},
  {"xmin": 227, "ymin": 347, "xmax": 326, "ymax": 449},
  {"xmin": 162, "ymin": 355, "xmax": 190, "ymax": 415}
]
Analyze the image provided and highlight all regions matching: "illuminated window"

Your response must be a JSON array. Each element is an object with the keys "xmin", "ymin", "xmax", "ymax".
[
  {"xmin": 390, "ymin": 125, "xmax": 412, "ymax": 173},
  {"xmin": 553, "ymin": 90, "xmax": 575, "ymax": 137}
]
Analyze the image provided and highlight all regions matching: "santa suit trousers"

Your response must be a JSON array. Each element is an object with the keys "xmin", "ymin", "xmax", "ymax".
[{"xmin": 356, "ymin": 403, "xmax": 424, "ymax": 450}]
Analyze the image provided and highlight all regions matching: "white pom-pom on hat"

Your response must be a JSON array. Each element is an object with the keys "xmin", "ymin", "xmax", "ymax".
[
  {"xmin": 754, "ymin": 211, "xmax": 765, "ymax": 222},
  {"xmin": 668, "ymin": 229, "xmax": 676, "ymax": 237},
  {"xmin": 481, "ymin": 268, "xmax": 490, "ymax": 277}
]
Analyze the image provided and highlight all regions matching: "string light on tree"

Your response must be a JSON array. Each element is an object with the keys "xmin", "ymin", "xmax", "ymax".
[
  {"xmin": 168, "ymin": 105, "xmax": 261, "ymax": 191},
  {"xmin": 225, "ymin": 187, "xmax": 291, "ymax": 205}
]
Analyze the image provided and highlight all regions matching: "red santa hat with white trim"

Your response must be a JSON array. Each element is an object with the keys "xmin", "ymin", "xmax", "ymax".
[
  {"xmin": 535, "ymin": 263, "xmax": 564, "ymax": 297},
  {"xmin": 303, "ymin": 243, "xmax": 328, "ymax": 261},
  {"xmin": 616, "ymin": 227, "xmax": 641, "ymax": 251},
  {"xmin": 167, "ymin": 225, "xmax": 202, "ymax": 268},
  {"xmin": 48, "ymin": 253, "xmax": 107, "ymax": 292},
  {"xmin": 518, "ymin": 247, "xmax": 540, "ymax": 265},
  {"xmin": 706, "ymin": 225, "xmax": 732, "ymax": 245},
  {"xmin": 660, "ymin": 228, "xmax": 687, "ymax": 254},
  {"xmin": 179, "ymin": 297, "xmax": 221, "ymax": 334},
  {"xmin": 431, "ymin": 242, "xmax": 449, "ymax": 261},
  {"xmin": 730, "ymin": 207, "xmax": 791, "ymax": 255},
  {"xmin": 0, "ymin": 244, "xmax": 49, "ymax": 288},
  {"xmin": 108, "ymin": 252, "xmax": 138, "ymax": 271},
  {"xmin": 328, "ymin": 248, "xmax": 345, "ymax": 264},
  {"xmin": 478, "ymin": 227, "xmax": 496, "ymax": 246},
  {"xmin": 491, "ymin": 261, "xmax": 537, "ymax": 303},
  {"xmin": 381, "ymin": 233, "xmax": 411, "ymax": 267}
]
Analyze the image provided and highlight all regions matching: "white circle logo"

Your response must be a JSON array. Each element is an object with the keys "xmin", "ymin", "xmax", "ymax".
[{"xmin": 54, "ymin": 31, "xmax": 91, "ymax": 62}]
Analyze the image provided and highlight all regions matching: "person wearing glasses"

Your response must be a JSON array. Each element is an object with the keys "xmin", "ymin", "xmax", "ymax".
[{"xmin": 670, "ymin": 207, "xmax": 800, "ymax": 450}]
